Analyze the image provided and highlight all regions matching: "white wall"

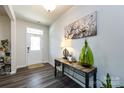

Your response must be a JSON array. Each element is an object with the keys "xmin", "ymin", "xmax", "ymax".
[
  {"xmin": 16, "ymin": 19, "xmax": 49, "ymax": 68},
  {"xmin": 49, "ymin": 5, "xmax": 124, "ymax": 86},
  {"xmin": 0, "ymin": 16, "xmax": 11, "ymax": 46}
]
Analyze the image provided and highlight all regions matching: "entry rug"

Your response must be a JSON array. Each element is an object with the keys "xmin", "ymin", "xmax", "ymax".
[{"xmin": 28, "ymin": 63, "xmax": 45, "ymax": 69}]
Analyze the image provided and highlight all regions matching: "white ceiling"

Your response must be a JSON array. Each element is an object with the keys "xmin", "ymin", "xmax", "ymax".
[{"xmin": 12, "ymin": 5, "xmax": 72, "ymax": 26}]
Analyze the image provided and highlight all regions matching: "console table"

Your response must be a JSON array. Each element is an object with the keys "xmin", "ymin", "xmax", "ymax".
[{"xmin": 54, "ymin": 58, "xmax": 97, "ymax": 88}]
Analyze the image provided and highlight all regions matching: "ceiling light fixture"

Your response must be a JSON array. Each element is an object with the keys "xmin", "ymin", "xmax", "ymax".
[{"xmin": 42, "ymin": 4, "xmax": 56, "ymax": 12}]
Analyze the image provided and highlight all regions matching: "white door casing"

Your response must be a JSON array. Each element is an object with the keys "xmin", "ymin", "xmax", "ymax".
[{"xmin": 26, "ymin": 27, "xmax": 43, "ymax": 66}]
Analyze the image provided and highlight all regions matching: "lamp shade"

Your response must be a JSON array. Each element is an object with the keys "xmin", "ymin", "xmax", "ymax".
[{"xmin": 61, "ymin": 39, "xmax": 72, "ymax": 48}]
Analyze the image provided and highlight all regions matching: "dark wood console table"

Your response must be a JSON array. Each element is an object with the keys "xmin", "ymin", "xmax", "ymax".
[{"xmin": 54, "ymin": 58, "xmax": 97, "ymax": 88}]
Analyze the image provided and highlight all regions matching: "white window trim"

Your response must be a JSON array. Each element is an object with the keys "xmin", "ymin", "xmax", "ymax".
[{"xmin": 27, "ymin": 27, "xmax": 43, "ymax": 35}]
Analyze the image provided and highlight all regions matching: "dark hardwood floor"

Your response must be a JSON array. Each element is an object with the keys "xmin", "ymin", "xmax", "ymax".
[{"xmin": 0, "ymin": 63, "xmax": 82, "ymax": 88}]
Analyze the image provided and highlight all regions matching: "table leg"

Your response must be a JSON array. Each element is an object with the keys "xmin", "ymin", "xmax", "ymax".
[
  {"xmin": 85, "ymin": 73, "xmax": 89, "ymax": 88},
  {"xmin": 55, "ymin": 61, "xmax": 57, "ymax": 77},
  {"xmin": 62, "ymin": 64, "xmax": 64, "ymax": 76},
  {"xmin": 93, "ymin": 71, "xmax": 97, "ymax": 88}
]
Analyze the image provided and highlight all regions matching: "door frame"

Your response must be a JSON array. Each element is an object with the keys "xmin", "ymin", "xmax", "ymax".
[{"xmin": 25, "ymin": 29, "xmax": 28, "ymax": 67}]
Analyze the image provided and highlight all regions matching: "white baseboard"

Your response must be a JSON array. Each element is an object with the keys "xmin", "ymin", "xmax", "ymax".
[
  {"xmin": 17, "ymin": 60, "xmax": 49, "ymax": 69},
  {"xmin": 48, "ymin": 61, "xmax": 54, "ymax": 67},
  {"xmin": 42, "ymin": 60, "xmax": 49, "ymax": 63},
  {"xmin": 17, "ymin": 64, "xmax": 27, "ymax": 69},
  {"xmin": 10, "ymin": 69, "xmax": 17, "ymax": 75}
]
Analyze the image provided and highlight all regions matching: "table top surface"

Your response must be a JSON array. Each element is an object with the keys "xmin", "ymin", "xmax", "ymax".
[{"xmin": 55, "ymin": 58, "xmax": 97, "ymax": 73}]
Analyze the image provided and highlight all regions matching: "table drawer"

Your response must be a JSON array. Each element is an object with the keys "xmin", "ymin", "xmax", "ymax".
[
  {"xmin": 73, "ymin": 68, "xmax": 85, "ymax": 77},
  {"xmin": 73, "ymin": 72, "xmax": 85, "ymax": 83},
  {"xmin": 64, "ymin": 65, "xmax": 74, "ymax": 76}
]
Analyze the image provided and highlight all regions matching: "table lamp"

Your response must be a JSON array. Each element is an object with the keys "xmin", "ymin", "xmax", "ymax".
[{"xmin": 61, "ymin": 39, "xmax": 72, "ymax": 59}]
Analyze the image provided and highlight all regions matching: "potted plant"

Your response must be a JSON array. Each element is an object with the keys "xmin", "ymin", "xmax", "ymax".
[
  {"xmin": 1, "ymin": 39, "xmax": 9, "ymax": 53},
  {"xmin": 1, "ymin": 39, "xmax": 10, "ymax": 64},
  {"xmin": 100, "ymin": 73, "xmax": 112, "ymax": 88},
  {"xmin": 79, "ymin": 39, "xmax": 94, "ymax": 67}
]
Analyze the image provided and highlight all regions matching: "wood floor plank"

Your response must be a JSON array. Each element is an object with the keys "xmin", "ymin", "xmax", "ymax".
[{"xmin": 0, "ymin": 63, "xmax": 82, "ymax": 88}]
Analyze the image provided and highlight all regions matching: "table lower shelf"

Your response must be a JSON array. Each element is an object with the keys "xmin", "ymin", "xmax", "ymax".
[{"xmin": 0, "ymin": 63, "xmax": 11, "ymax": 75}]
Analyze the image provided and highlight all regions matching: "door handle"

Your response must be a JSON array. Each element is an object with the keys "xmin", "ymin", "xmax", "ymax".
[{"xmin": 27, "ymin": 47, "xmax": 30, "ymax": 53}]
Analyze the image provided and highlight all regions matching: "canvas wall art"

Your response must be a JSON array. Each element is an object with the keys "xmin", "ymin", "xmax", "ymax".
[{"xmin": 64, "ymin": 11, "xmax": 97, "ymax": 39}]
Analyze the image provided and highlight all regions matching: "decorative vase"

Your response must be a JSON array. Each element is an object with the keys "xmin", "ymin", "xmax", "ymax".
[
  {"xmin": 79, "ymin": 39, "xmax": 94, "ymax": 67},
  {"xmin": 63, "ymin": 48, "xmax": 69, "ymax": 59}
]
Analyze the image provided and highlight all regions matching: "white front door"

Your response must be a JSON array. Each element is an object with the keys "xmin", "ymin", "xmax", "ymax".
[{"xmin": 26, "ymin": 28, "xmax": 43, "ymax": 66}]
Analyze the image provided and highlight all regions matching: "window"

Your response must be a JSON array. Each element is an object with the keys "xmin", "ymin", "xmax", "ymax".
[
  {"xmin": 27, "ymin": 27, "xmax": 43, "ymax": 35},
  {"xmin": 27, "ymin": 27, "xmax": 43, "ymax": 51},
  {"xmin": 31, "ymin": 36, "xmax": 40, "ymax": 51}
]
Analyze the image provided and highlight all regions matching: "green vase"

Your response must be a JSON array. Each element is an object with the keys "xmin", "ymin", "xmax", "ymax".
[{"xmin": 79, "ymin": 40, "xmax": 94, "ymax": 67}]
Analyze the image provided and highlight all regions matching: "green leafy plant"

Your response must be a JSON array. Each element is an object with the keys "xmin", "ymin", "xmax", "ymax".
[
  {"xmin": 1, "ymin": 39, "xmax": 9, "ymax": 53},
  {"xmin": 100, "ymin": 73, "xmax": 112, "ymax": 88},
  {"xmin": 79, "ymin": 39, "xmax": 94, "ymax": 67},
  {"xmin": 1, "ymin": 39, "xmax": 10, "ymax": 64}
]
